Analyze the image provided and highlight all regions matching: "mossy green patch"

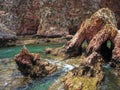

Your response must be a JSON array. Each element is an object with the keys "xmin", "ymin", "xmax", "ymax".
[{"xmin": 69, "ymin": 76, "xmax": 99, "ymax": 90}]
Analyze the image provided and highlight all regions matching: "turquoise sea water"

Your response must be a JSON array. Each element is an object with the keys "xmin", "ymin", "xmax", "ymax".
[
  {"xmin": 0, "ymin": 43, "xmax": 120, "ymax": 90},
  {"xmin": 0, "ymin": 44, "xmax": 63, "ymax": 59},
  {"xmin": 0, "ymin": 43, "xmax": 64, "ymax": 90}
]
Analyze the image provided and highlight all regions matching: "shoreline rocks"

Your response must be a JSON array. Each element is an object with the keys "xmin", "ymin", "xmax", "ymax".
[
  {"xmin": 14, "ymin": 46, "xmax": 57, "ymax": 78},
  {"xmin": 0, "ymin": 23, "xmax": 17, "ymax": 47},
  {"xmin": 47, "ymin": 8, "xmax": 120, "ymax": 90}
]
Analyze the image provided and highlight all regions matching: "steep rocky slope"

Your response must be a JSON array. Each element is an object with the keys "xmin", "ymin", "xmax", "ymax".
[
  {"xmin": 37, "ymin": 0, "xmax": 100, "ymax": 37},
  {"xmin": 0, "ymin": 0, "xmax": 119, "ymax": 37}
]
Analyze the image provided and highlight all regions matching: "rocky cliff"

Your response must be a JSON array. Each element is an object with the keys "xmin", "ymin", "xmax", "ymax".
[
  {"xmin": 0, "ymin": 0, "xmax": 120, "ymax": 36},
  {"xmin": 0, "ymin": 23, "xmax": 16, "ymax": 47},
  {"xmin": 37, "ymin": 0, "xmax": 100, "ymax": 37}
]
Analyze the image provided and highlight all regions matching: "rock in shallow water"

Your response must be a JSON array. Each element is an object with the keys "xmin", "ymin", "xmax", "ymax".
[{"xmin": 14, "ymin": 46, "xmax": 57, "ymax": 78}]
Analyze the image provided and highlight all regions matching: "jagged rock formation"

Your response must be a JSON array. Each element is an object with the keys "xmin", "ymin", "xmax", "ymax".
[
  {"xmin": 62, "ymin": 53, "xmax": 104, "ymax": 90},
  {"xmin": 65, "ymin": 8, "xmax": 120, "ymax": 65},
  {"xmin": 65, "ymin": 8, "xmax": 117, "ymax": 55},
  {"xmin": 0, "ymin": 23, "xmax": 16, "ymax": 47},
  {"xmin": 62, "ymin": 8, "xmax": 120, "ymax": 90},
  {"xmin": 14, "ymin": 46, "xmax": 57, "ymax": 78}
]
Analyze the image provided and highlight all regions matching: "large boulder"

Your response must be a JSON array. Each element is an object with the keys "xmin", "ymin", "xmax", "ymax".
[
  {"xmin": 14, "ymin": 46, "xmax": 57, "ymax": 78},
  {"xmin": 0, "ymin": 23, "xmax": 16, "ymax": 47}
]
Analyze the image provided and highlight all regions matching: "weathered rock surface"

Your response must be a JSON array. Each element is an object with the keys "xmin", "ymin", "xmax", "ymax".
[
  {"xmin": 0, "ymin": 0, "xmax": 39, "ymax": 35},
  {"xmin": 0, "ymin": 23, "xmax": 16, "ymax": 47},
  {"xmin": 37, "ymin": 0, "xmax": 100, "ymax": 37},
  {"xmin": 65, "ymin": 8, "xmax": 117, "ymax": 54},
  {"xmin": 0, "ymin": 0, "xmax": 120, "ymax": 37},
  {"xmin": 61, "ymin": 8, "xmax": 120, "ymax": 90},
  {"xmin": 100, "ymin": 0, "xmax": 120, "ymax": 29},
  {"xmin": 65, "ymin": 8, "xmax": 120, "ymax": 68},
  {"xmin": 14, "ymin": 0, "xmax": 40, "ymax": 35},
  {"xmin": 14, "ymin": 46, "xmax": 57, "ymax": 78}
]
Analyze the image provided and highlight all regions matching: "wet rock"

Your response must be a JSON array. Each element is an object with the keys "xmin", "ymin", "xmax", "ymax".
[
  {"xmin": 14, "ymin": 46, "xmax": 57, "ymax": 78},
  {"xmin": 45, "ymin": 48, "xmax": 53, "ymax": 54},
  {"xmin": 62, "ymin": 54, "xmax": 104, "ymax": 90}
]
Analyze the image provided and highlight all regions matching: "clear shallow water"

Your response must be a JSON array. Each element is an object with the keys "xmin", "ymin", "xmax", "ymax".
[
  {"xmin": 0, "ymin": 44, "xmax": 120, "ymax": 90},
  {"xmin": 26, "ymin": 59, "xmax": 74, "ymax": 90},
  {"xmin": 0, "ymin": 43, "xmax": 71, "ymax": 90},
  {"xmin": 0, "ymin": 43, "xmax": 63, "ymax": 59},
  {"xmin": 100, "ymin": 65, "xmax": 120, "ymax": 90}
]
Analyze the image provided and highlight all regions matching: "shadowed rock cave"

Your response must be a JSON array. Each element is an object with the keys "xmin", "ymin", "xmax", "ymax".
[{"xmin": 99, "ymin": 40, "xmax": 114, "ymax": 63}]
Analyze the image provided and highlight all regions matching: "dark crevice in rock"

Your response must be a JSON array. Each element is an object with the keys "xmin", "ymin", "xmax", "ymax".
[
  {"xmin": 68, "ymin": 25, "xmax": 79, "ymax": 35},
  {"xmin": 99, "ymin": 40, "xmax": 114, "ymax": 63}
]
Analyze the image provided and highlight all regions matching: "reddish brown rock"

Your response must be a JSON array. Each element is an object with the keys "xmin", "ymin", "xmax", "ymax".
[
  {"xmin": 0, "ymin": 0, "xmax": 39, "ymax": 35},
  {"xmin": 1, "ymin": 0, "xmax": 120, "ymax": 37},
  {"xmin": 0, "ymin": 0, "xmax": 120, "ymax": 37},
  {"xmin": 47, "ymin": 8, "xmax": 120, "ymax": 72},
  {"xmin": 14, "ymin": 0, "xmax": 40, "ymax": 35},
  {"xmin": 65, "ymin": 8, "xmax": 117, "ymax": 55},
  {"xmin": 37, "ymin": 0, "xmax": 101, "ymax": 37},
  {"xmin": 65, "ymin": 8, "xmax": 120, "ymax": 75},
  {"xmin": 100, "ymin": 0, "xmax": 120, "ymax": 29},
  {"xmin": 14, "ymin": 46, "xmax": 57, "ymax": 78}
]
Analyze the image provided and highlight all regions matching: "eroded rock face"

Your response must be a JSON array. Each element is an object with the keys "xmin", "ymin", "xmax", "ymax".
[
  {"xmin": 0, "ymin": 0, "xmax": 39, "ymax": 35},
  {"xmin": 100, "ymin": 0, "xmax": 120, "ymax": 29},
  {"xmin": 65, "ymin": 8, "xmax": 117, "ymax": 56},
  {"xmin": 0, "ymin": 23, "xmax": 16, "ymax": 47},
  {"xmin": 0, "ymin": 0, "xmax": 120, "ymax": 37},
  {"xmin": 14, "ymin": 46, "xmax": 57, "ymax": 78},
  {"xmin": 65, "ymin": 8, "xmax": 120, "ymax": 71},
  {"xmin": 61, "ymin": 8, "xmax": 120, "ymax": 90},
  {"xmin": 12, "ymin": 0, "xmax": 40, "ymax": 35},
  {"xmin": 62, "ymin": 54, "xmax": 104, "ymax": 90},
  {"xmin": 37, "ymin": 0, "xmax": 100, "ymax": 37}
]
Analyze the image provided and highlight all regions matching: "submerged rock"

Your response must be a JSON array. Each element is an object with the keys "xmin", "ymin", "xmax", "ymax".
[{"xmin": 14, "ymin": 46, "xmax": 57, "ymax": 78}]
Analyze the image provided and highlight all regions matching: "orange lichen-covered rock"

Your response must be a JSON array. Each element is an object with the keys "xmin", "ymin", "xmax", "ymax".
[{"xmin": 14, "ymin": 46, "xmax": 57, "ymax": 78}]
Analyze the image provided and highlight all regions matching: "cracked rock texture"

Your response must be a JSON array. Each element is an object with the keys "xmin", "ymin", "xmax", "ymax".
[{"xmin": 0, "ymin": 0, "xmax": 119, "ymax": 36}]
